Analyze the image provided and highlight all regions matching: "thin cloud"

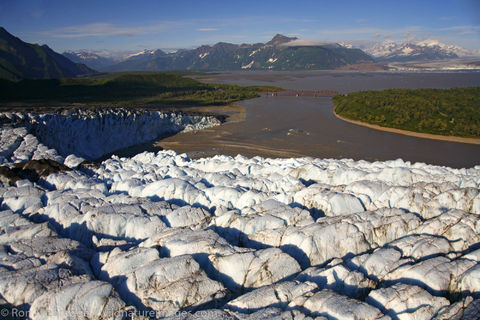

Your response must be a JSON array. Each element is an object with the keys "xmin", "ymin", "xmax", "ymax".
[
  {"xmin": 315, "ymin": 27, "xmax": 382, "ymax": 35},
  {"xmin": 193, "ymin": 34, "xmax": 248, "ymax": 46},
  {"xmin": 41, "ymin": 16, "xmax": 289, "ymax": 39},
  {"xmin": 440, "ymin": 16, "xmax": 456, "ymax": 21},
  {"xmin": 40, "ymin": 21, "xmax": 188, "ymax": 38},
  {"xmin": 313, "ymin": 26, "xmax": 422, "ymax": 38},
  {"xmin": 196, "ymin": 27, "xmax": 219, "ymax": 31},
  {"xmin": 372, "ymin": 33, "xmax": 393, "ymax": 39},
  {"xmin": 439, "ymin": 25, "xmax": 480, "ymax": 34}
]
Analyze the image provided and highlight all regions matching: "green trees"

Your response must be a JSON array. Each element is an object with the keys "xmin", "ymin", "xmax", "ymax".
[
  {"xmin": 333, "ymin": 87, "xmax": 480, "ymax": 137},
  {"xmin": 0, "ymin": 72, "xmax": 280, "ymax": 106}
]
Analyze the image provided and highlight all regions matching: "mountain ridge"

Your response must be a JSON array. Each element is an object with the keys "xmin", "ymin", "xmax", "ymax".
[
  {"xmin": 97, "ymin": 34, "xmax": 373, "ymax": 72},
  {"xmin": 62, "ymin": 50, "xmax": 117, "ymax": 70},
  {"xmin": 357, "ymin": 39, "xmax": 480, "ymax": 62},
  {"xmin": 0, "ymin": 27, "xmax": 94, "ymax": 81}
]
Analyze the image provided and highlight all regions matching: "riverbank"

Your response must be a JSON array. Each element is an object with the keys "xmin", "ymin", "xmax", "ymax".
[
  {"xmin": 333, "ymin": 104, "xmax": 480, "ymax": 145},
  {"xmin": 4, "ymin": 71, "xmax": 479, "ymax": 167},
  {"xmin": 154, "ymin": 103, "xmax": 309, "ymax": 159}
]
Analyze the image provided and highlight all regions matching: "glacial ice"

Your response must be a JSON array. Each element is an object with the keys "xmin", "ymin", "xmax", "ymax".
[
  {"xmin": 0, "ymin": 109, "xmax": 479, "ymax": 319},
  {"xmin": 366, "ymin": 283, "xmax": 450, "ymax": 320},
  {"xmin": 29, "ymin": 281, "xmax": 127, "ymax": 320},
  {"xmin": 0, "ymin": 108, "xmax": 221, "ymax": 162}
]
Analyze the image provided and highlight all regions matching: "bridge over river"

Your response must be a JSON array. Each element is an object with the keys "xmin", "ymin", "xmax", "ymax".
[
  {"xmin": 262, "ymin": 90, "xmax": 339, "ymax": 97},
  {"xmin": 160, "ymin": 71, "xmax": 480, "ymax": 168}
]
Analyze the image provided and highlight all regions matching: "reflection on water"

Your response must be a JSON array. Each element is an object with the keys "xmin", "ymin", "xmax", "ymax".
[{"xmin": 160, "ymin": 71, "xmax": 480, "ymax": 168}]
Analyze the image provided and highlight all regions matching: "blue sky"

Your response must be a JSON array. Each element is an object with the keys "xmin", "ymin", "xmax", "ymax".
[{"xmin": 1, "ymin": 0, "xmax": 479, "ymax": 53}]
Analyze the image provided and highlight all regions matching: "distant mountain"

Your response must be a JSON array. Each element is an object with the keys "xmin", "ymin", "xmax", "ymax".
[
  {"xmin": 103, "ymin": 34, "xmax": 374, "ymax": 72},
  {"xmin": 360, "ymin": 39, "xmax": 479, "ymax": 62},
  {"xmin": 266, "ymin": 34, "xmax": 298, "ymax": 46},
  {"xmin": 62, "ymin": 50, "xmax": 117, "ymax": 70},
  {"xmin": 105, "ymin": 49, "xmax": 167, "ymax": 72},
  {"xmin": 62, "ymin": 49, "xmax": 167, "ymax": 70},
  {"xmin": 0, "ymin": 27, "xmax": 95, "ymax": 81}
]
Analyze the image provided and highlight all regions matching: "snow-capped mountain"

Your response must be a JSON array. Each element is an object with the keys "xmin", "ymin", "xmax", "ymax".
[
  {"xmin": 123, "ymin": 49, "xmax": 158, "ymax": 60},
  {"xmin": 415, "ymin": 39, "xmax": 474, "ymax": 57},
  {"xmin": 63, "ymin": 35, "xmax": 375, "ymax": 72},
  {"xmin": 62, "ymin": 50, "xmax": 117, "ymax": 70},
  {"xmin": 62, "ymin": 49, "xmax": 164, "ymax": 70},
  {"xmin": 103, "ymin": 34, "xmax": 373, "ymax": 72},
  {"xmin": 360, "ymin": 39, "xmax": 479, "ymax": 62}
]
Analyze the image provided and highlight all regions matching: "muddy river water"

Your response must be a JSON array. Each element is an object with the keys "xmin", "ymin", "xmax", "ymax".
[{"xmin": 157, "ymin": 71, "xmax": 480, "ymax": 168}]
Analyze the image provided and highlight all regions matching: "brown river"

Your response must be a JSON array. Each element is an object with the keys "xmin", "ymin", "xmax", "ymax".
[{"xmin": 156, "ymin": 71, "xmax": 480, "ymax": 168}]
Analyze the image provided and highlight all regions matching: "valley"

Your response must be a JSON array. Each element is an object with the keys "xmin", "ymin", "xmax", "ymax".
[
  {"xmin": 1, "ymin": 10, "xmax": 480, "ymax": 318},
  {"xmin": 159, "ymin": 70, "xmax": 480, "ymax": 168}
]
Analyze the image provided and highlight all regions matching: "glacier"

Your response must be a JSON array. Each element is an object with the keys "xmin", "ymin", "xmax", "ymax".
[
  {"xmin": 0, "ymin": 109, "xmax": 479, "ymax": 319},
  {"xmin": 0, "ymin": 108, "xmax": 221, "ymax": 162}
]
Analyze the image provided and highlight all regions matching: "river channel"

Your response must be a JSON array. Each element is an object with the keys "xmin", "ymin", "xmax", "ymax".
[{"xmin": 157, "ymin": 71, "xmax": 480, "ymax": 168}]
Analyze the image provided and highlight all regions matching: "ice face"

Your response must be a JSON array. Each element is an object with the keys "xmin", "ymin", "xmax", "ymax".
[
  {"xmin": 0, "ymin": 108, "xmax": 221, "ymax": 162},
  {"xmin": 0, "ymin": 109, "xmax": 479, "ymax": 319}
]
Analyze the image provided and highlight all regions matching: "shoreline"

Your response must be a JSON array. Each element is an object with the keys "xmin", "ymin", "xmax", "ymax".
[{"xmin": 333, "ymin": 104, "xmax": 480, "ymax": 145}]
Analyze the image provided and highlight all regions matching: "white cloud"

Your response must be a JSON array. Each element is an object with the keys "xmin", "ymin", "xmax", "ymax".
[
  {"xmin": 439, "ymin": 25, "xmax": 480, "ymax": 34},
  {"xmin": 372, "ymin": 33, "xmax": 393, "ymax": 39},
  {"xmin": 39, "ymin": 16, "xmax": 288, "ymax": 39},
  {"xmin": 40, "ymin": 21, "xmax": 188, "ymax": 38},
  {"xmin": 36, "ymin": 16, "xmax": 480, "ymax": 52}
]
